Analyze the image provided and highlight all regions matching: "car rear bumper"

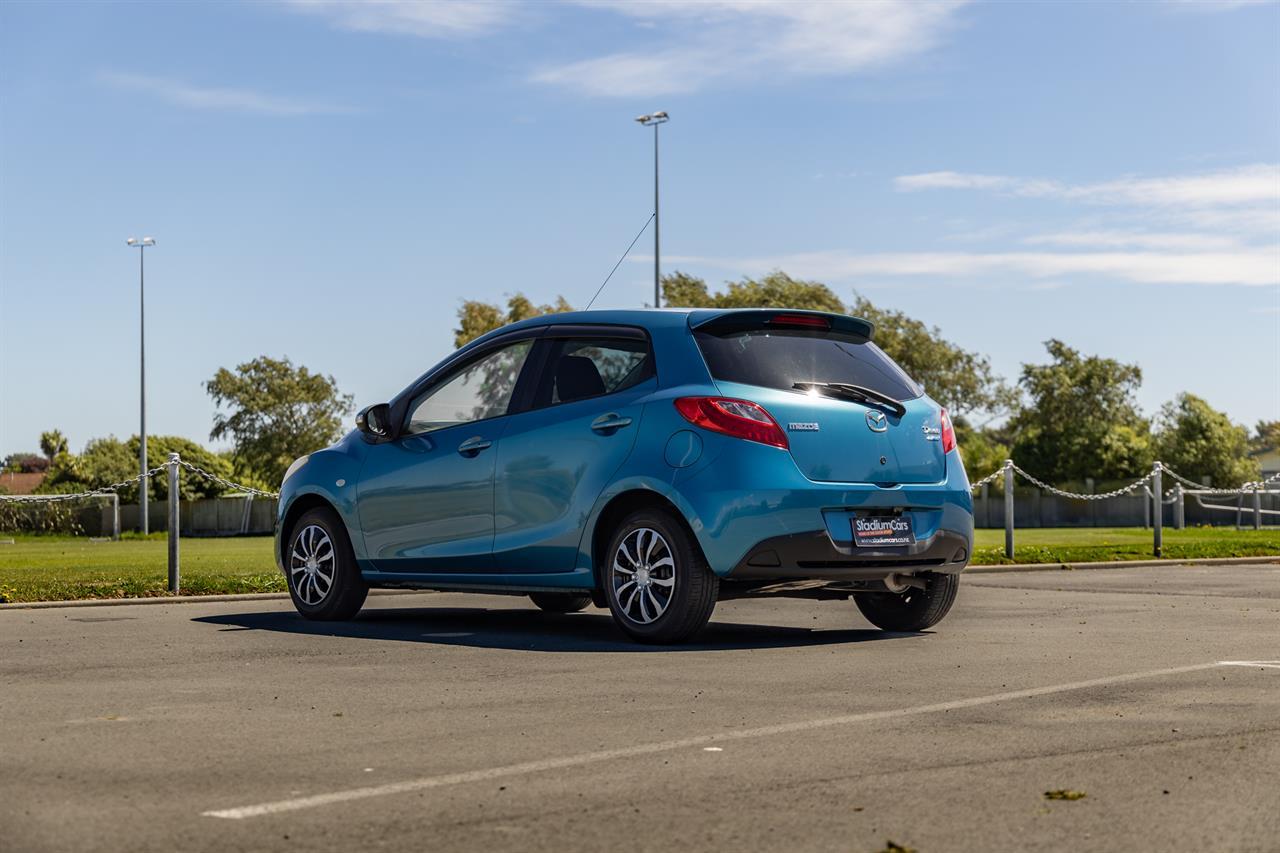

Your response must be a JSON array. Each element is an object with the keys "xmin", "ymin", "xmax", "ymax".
[
  {"xmin": 670, "ymin": 435, "xmax": 974, "ymax": 577},
  {"xmin": 725, "ymin": 528, "xmax": 970, "ymax": 582}
]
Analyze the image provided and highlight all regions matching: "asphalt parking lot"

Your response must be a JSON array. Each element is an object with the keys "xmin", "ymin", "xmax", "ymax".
[{"xmin": 2, "ymin": 562, "xmax": 1278, "ymax": 853}]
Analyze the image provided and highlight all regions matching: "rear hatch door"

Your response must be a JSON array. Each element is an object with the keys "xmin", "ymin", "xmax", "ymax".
[{"xmin": 690, "ymin": 310, "xmax": 946, "ymax": 485}]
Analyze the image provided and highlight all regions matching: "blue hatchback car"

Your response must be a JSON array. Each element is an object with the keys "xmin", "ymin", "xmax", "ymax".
[{"xmin": 277, "ymin": 308, "xmax": 974, "ymax": 643}]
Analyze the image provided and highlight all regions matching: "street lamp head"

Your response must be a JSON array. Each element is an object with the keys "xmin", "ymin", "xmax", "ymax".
[
  {"xmin": 635, "ymin": 114, "xmax": 651, "ymax": 123},
  {"xmin": 636, "ymin": 111, "xmax": 669, "ymax": 126},
  {"xmin": 128, "ymin": 237, "xmax": 155, "ymax": 247},
  {"xmin": 652, "ymin": 111, "xmax": 668, "ymax": 120},
  {"xmin": 127, "ymin": 237, "xmax": 137, "ymax": 246},
  {"xmin": 142, "ymin": 237, "xmax": 155, "ymax": 245}
]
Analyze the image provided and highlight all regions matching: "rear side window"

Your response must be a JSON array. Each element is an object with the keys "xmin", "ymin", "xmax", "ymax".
[
  {"xmin": 694, "ymin": 329, "xmax": 922, "ymax": 401},
  {"xmin": 534, "ymin": 337, "xmax": 654, "ymax": 408}
]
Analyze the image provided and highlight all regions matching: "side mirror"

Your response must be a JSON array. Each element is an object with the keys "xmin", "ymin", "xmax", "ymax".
[{"xmin": 356, "ymin": 403, "xmax": 393, "ymax": 441}]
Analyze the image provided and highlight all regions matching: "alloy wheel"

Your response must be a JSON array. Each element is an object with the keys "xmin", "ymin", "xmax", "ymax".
[
  {"xmin": 290, "ymin": 524, "xmax": 335, "ymax": 606},
  {"xmin": 611, "ymin": 527, "xmax": 676, "ymax": 624}
]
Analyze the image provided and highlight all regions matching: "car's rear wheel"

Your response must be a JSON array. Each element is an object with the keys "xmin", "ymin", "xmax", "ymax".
[
  {"xmin": 529, "ymin": 592, "xmax": 592, "ymax": 613},
  {"xmin": 854, "ymin": 571, "xmax": 959, "ymax": 632},
  {"xmin": 603, "ymin": 508, "xmax": 717, "ymax": 644},
  {"xmin": 286, "ymin": 507, "xmax": 367, "ymax": 621}
]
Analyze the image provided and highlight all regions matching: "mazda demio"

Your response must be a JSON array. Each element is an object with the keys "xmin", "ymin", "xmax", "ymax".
[{"xmin": 277, "ymin": 308, "xmax": 974, "ymax": 643}]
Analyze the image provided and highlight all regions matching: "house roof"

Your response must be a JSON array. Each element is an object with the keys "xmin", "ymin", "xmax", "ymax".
[{"xmin": 0, "ymin": 471, "xmax": 46, "ymax": 495}]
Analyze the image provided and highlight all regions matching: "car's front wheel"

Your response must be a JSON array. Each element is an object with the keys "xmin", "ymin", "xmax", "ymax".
[
  {"xmin": 854, "ymin": 571, "xmax": 959, "ymax": 632},
  {"xmin": 603, "ymin": 508, "xmax": 717, "ymax": 644},
  {"xmin": 286, "ymin": 507, "xmax": 368, "ymax": 621}
]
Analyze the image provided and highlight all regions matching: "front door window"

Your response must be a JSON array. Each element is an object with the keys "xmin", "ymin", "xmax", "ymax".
[{"xmin": 405, "ymin": 340, "xmax": 533, "ymax": 434}]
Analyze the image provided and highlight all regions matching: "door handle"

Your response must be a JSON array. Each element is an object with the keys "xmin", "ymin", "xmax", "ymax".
[
  {"xmin": 457, "ymin": 436, "xmax": 492, "ymax": 456},
  {"xmin": 591, "ymin": 413, "xmax": 633, "ymax": 432}
]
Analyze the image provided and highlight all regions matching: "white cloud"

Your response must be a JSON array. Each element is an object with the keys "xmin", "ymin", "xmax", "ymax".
[
  {"xmin": 657, "ymin": 163, "xmax": 1280, "ymax": 289},
  {"xmin": 98, "ymin": 71, "xmax": 347, "ymax": 116},
  {"xmin": 665, "ymin": 248, "xmax": 1279, "ymax": 287},
  {"xmin": 1171, "ymin": 205, "xmax": 1280, "ymax": 236},
  {"xmin": 895, "ymin": 164, "xmax": 1280, "ymax": 208},
  {"xmin": 1165, "ymin": 0, "xmax": 1275, "ymax": 12},
  {"xmin": 281, "ymin": 0, "xmax": 519, "ymax": 38},
  {"xmin": 1023, "ymin": 231, "xmax": 1243, "ymax": 252},
  {"xmin": 532, "ymin": 0, "xmax": 970, "ymax": 96}
]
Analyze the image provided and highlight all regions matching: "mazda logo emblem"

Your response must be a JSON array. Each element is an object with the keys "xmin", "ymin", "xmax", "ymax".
[{"xmin": 865, "ymin": 410, "xmax": 888, "ymax": 432}]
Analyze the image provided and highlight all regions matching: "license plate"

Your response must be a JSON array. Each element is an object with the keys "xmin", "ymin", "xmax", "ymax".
[{"xmin": 852, "ymin": 515, "xmax": 915, "ymax": 547}]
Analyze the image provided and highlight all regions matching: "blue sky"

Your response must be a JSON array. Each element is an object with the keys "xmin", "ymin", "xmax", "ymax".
[{"xmin": 1, "ymin": 0, "xmax": 1277, "ymax": 459}]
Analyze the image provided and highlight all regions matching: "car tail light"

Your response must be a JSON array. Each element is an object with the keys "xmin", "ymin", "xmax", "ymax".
[
  {"xmin": 768, "ymin": 313, "xmax": 831, "ymax": 330},
  {"xmin": 940, "ymin": 408, "xmax": 957, "ymax": 454},
  {"xmin": 674, "ymin": 397, "xmax": 789, "ymax": 449}
]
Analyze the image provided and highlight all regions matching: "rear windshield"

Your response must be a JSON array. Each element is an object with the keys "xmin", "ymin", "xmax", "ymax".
[{"xmin": 694, "ymin": 329, "xmax": 923, "ymax": 401}]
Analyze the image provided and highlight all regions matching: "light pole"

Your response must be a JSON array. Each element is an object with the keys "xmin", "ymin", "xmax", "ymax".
[
  {"xmin": 634, "ymin": 111, "xmax": 668, "ymax": 308},
  {"xmin": 126, "ymin": 237, "xmax": 155, "ymax": 534}
]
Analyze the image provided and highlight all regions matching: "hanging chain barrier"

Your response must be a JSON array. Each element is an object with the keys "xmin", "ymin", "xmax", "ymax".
[
  {"xmin": 0, "ymin": 457, "xmax": 278, "ymax": 504},
  {"xmin": 175, "ymin": 460, "xmax": 280, "ymax": 499},
  {"xmin": 1008, "ymin": 463, "xmax": 1155, "ymax": 501},
  {"xmin": 0, "ymin": 465, "xmax": 170, "ymax": 503},
  {"xmin": 1158, "ymin": 465, "xmax": 1280, "ymax": 497},
  {"xmin": 969, "ymin": 459, "xmax": 1277, "ymax": 559},
  {"xmin": 968, "ymin": 467, "xmax": 1005, "ymax": 490},
  {"xmin": 968, "ymin": 460, "xmax": 1277, "ymax": 499}
]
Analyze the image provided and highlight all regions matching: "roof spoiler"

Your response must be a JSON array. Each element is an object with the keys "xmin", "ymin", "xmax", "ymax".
[{"xmin": 687, "ymin": 309, "xmax": 874, "ymax": 342}]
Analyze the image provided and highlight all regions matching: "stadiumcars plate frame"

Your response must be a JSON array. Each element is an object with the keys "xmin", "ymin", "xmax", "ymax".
[{"xmin": 852, "ymin": 515, "xmax": 916, "ymax": 547}]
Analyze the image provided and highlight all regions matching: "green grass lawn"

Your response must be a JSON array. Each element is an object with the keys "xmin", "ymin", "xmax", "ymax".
[
  {"xmin": 0, "ymin": 527, "xmax": 1276, "ymax": 603},
  {"xmin": 0, "ymin": 534, "xmax": 281, "ymax": 603},
  {"xmin": 972, "ymin": 526, "xmax": 1279, "ymax": 565}
]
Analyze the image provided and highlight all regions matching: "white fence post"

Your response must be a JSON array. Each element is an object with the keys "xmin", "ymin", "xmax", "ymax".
[
  {"xmin": 1254, "ymin": 486, "xmax": 1263, "ymax": 531},
  {"xmin": 1175, "ymin": 484, "xmax": 1185, "ymax": 530},
  {"xmin": 167, "ymin": 453, "xmax": 180, "ymax": 593},
  {"xmin": 1003, "ymin": 460, "xmax": 1015, "ymax": 559},
  {"xmin": 1152, "ymin": 462, "xmax": 1163, "ymax": 557}
]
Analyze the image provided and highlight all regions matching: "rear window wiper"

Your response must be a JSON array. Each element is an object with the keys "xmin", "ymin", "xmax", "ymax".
[{"xmin": 793, "ymin": 382, "xmax": 906, "ymax": 418}]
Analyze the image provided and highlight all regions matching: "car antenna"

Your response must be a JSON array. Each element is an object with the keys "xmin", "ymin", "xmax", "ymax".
[{"xmin": 585, "ymin": 212, "xmax": 656, "ymax": 310}]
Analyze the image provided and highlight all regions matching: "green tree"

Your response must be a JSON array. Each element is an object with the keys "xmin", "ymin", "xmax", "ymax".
[
  {"xmin": 3, "ymin": 452, "xmax": 48, "ymax": 474},
  {"xmin": 845, "ymin": 293, "xmax": 1015, "ymax": 419},
  {"xmin": 1154, "ymin": 394, "xmax": 1259, "ymax": 487},
  {"xmin": 1007, "ymin": 339, "xmax": 1153, "ymax": 482},
  {"xmin": 206, "ymin": 356, "xmax": 354, "ymax": 486},
  {"xmin": 664, "ymin": 270, "xmax": 846, "ymax": 313},
  {"xmin": 1252, "ymin": 420, "xmax": 1280, "ymax": 453},
  {"xmin": 952, "ymin": 416, "xmax": 1009, "ymax": 483},
  {"xmin": 39, "ymin": 430, "xmax": 68, "ymax": 466},
  {"xmin": 454, "ymin": 293, "xmax": 574, "ymax": 348},
  {"xmin": 40, "ymin": 435, "xmax": 236, "ymax": 501}
]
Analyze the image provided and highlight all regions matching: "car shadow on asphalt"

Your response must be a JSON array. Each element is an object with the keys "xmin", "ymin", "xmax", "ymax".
[{"xmin": 193, "ymin": 606, "xmax": 924, "ymax": 653}]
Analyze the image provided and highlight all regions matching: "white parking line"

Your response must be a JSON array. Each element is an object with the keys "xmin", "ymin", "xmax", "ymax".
[
  {"xmin": 1217, "ymin": 660, "xmax": 1280, "ymax": 669},
  {"xmin": 202, "ymin": 661, "xmax": 1256, "ymax": 820}
]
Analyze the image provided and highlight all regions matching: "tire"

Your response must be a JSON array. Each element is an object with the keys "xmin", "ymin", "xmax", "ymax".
[
  {"xmin": 854, "ymin": 571, "xmax": 959, "ymax": 632},
  {"xmin": 602, "ymin": 508, "xmax": 718, "ymax": 644},
  {"xmin": 529, "ymin": 592, "xmax": 592, "ymax": 613},
  {"xmin": 285, "ymin": 507, "xmax": 368, "ymax": 621}
]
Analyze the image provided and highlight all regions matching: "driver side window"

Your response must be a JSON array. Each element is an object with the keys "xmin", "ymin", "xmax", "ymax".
[{"xmin": 405, "ymin": 339, "xmax": 533, "ymax": 434}]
